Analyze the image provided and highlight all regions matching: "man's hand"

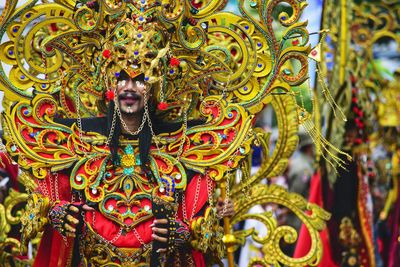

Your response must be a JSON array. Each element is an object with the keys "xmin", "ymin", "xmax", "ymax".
[
  {"xmin": 65, "ymin": 204, "xmax": 94, "ymax": 237},
  {"xmin": 49, "ymin": 203, "xmax": 94, "ymax": 237},
  {"xmin": 216, "ymin": 198, "xmax": 235, "ymax": 218},
  {"xmin": 151, "ymin": 218, "xmax": 168, "ymax": 253}
]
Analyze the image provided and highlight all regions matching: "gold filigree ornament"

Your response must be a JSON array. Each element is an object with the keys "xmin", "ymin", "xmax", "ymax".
[
  {"xmin": 190, "ymin": 207, "xmax": 225, "ymax": 260},
  {"xmin": 19, "ymin": 192, "xmax": 51, "ymax": 254},
  {"xmin": 0, "ymin": 189, "xmax": 35, "ymax": 266},
  {"xmin": 231, "ymin": 184, "xmax": 331, "ymax": 267}
]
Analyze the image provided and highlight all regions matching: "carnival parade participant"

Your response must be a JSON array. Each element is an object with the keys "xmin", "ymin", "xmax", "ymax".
[{"xmin": 25, "ymin": 70, "xmax": 236, "ymax": 266}]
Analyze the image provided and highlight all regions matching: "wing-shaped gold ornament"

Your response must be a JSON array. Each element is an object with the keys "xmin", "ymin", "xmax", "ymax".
[
  {"xmin": 0, "ymin": 1, "xmax": 76, "ymax": 108},
  {"xmin": 232, "ymin": 94, "xmax": 299, "ymax": 195},
  {"xmin": 1, "ymin": 94, "xmax": 108, "ymax": 179},
  {"xmin": 160, "ymin": 96, "xmax": 255, "ymax": 181},
  {"xmin": 224, "ymin": 93, "xmax": 332, "ymax": 267},
  {"xmin": 157, "ymin": 0, "xmax": 312, "ymax": 118}
]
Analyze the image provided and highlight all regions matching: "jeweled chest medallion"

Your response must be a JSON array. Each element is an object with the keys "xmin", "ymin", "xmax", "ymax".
[{"xmin": 120, "ymin": 144, "xmax": 141, "ymax": 175}]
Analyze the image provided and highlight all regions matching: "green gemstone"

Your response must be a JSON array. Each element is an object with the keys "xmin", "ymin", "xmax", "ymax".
[{"xmin": 283, "ymin": 69, "xmax": 292, "ymax": 75}]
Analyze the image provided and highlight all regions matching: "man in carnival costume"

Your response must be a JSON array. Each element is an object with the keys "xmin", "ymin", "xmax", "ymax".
[{"xmin": 43, "ymin": 70, "xmax": 234, "ymax": 266}]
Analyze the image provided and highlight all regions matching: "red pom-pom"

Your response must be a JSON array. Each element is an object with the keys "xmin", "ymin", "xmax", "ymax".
[
  {"xmin": 105, "ymin": 90, "xmax": 115, "ymax": 101},
  {"xmin": 355, "ymin": 138, "xmax": 363, "ymax": 145},
  {"xmin": 170, "ymin": 57, "xmax": 180, "ymax": 67},
  {"xmin": 157, "ymin": 102, "xmax": 168, "ymax": 110},
  {"xmin": 102, "ymin": 49, "xmax": 111, "ymax": 59}
]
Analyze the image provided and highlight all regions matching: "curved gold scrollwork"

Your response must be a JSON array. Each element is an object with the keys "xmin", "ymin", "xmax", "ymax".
[
  {"xmin": 232, "ymin": 184, "xmax": 331, "ymax": 267},
  {"xmin": 0, "ymin": 189, "xmax": 34, "ymax": 267}
]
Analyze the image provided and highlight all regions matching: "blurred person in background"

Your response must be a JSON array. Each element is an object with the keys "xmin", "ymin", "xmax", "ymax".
[{"xmin": 288, "ymin": 128, "xmax": 315, "ymax": 200}]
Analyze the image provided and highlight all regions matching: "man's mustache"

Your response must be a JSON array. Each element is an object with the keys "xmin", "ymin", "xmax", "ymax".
[{"xmin": 118, "ymin": 92, "xmax": 142, "ymax": 100}]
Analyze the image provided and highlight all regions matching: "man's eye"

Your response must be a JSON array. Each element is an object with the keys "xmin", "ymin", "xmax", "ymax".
[
  {"xmin": 135, "ymin": 81, "xmax": 145, "ymax": 87},
  {"xmin": 117, "ymin": 80, "xmax": 127, "ymax": 87}
]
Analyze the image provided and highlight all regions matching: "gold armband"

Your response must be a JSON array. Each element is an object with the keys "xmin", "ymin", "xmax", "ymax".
[
  {"xmin": 20, "ymin": 193, "xmax": 51, "ymax": 254},
  {"xmin": 190, "ymin": 207, "xmax": 225, "ymax": 260}
]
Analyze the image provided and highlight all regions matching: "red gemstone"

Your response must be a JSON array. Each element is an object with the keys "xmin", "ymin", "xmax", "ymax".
[
  {"xmin": 311, "ymin": 50, "xmax": 318, "ymax": 56},
  {"xmin": 105, "ymin": 90, "xmax": 115, "ymax": 101},
  {"xmin": 102, "ymin": 49, "xmax": 111, "ymax": 59},
  {"xmin": 157, "ymin": 102, "xmax": 168, "ymax": 110},
  {"xmin": 50, "ymin": 23, "xmax": 58, "ymax": 32},
  {"xmin": 292, "ymin": 39, "xmax": 299, "ymax": 46},
  {"xmin": 170, "ymin": 57, "xmax": 180, "ymax": 67}
]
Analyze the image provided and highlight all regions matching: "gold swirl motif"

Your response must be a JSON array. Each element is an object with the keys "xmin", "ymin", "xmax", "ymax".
[
  {"xmin": 179, "ymin": 96, "xmax": 255, "ymax": 181},
  {"xmin": 1, "ymin": 94, "xmax": 109, "ymax": 180},
  {"xmin": 82, "ymin": 225, "xmax": 151, "ymax": 267},
  {"xmin": 190, "ymin": 207, "xmax": 225, "ymax": 260},
  {"xmin": 231, "ymin": 184, "xmax": 331, "ymax": 267},
  {"xmin": 232, "ymin": 94, "xmax": 299, "ymax": 195},
  {"xmin": 0, "ymin": 189, "xmax": 41, "ymax": 266},
  {"xmin": 20, "ymin": 192, "xmax": 50, "ymax": 254}
]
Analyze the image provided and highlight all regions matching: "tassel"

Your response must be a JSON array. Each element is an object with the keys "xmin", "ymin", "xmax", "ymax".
[
  {"xmin": 309, "ymin": 30, "xmax": 347, "ymax": 122},
  {"xmin": 302, "ymin": 119, "xmax": 352, "ymax": 172},
  {"xmin": 316, "ymin": 62, "xmax": 347, "ymax": 122}
]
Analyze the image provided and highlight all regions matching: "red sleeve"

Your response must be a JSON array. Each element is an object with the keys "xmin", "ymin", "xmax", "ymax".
[
  {"xmin": 33, "ymin": 225, "xmax": 74, "ymax": 267},
  {"xmin": 33, "ymin": 172, "xmax": 74, "ymax": 267}
]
